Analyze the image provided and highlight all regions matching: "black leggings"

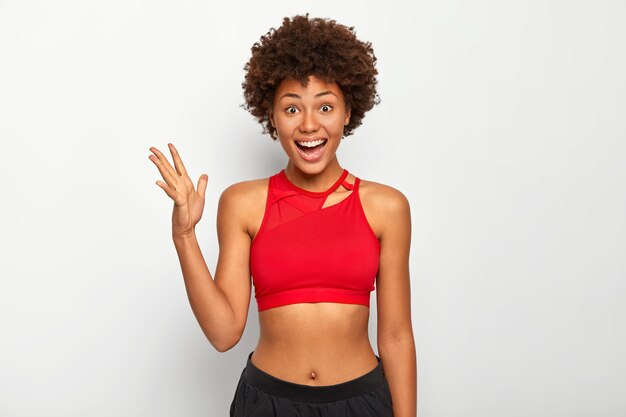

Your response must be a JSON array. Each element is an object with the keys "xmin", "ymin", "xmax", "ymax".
[{"xmin": 230, "ymin": 351, "xmax": 394, "ymax": 417}]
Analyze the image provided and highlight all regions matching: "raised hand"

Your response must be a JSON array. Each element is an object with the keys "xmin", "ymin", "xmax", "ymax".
[{"xmin": 149, "ymin": 143, "xmax": 208, "ymax": 238}]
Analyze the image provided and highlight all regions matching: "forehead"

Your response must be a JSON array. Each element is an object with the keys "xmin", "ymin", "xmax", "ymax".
[{"xmin": 275, "ymin": 75, "xmax": 344, "ymax": 99}]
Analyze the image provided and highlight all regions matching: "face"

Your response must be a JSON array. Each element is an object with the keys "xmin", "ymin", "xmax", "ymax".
[{"xmin": 269, "ymin": 75, "xmax": 351, "ymax": 175}]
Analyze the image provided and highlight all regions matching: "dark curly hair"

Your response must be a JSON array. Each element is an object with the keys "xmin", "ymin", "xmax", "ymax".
[{"xmin": 242, "ymin": 14, "xmax": 380, "ymax": 140}]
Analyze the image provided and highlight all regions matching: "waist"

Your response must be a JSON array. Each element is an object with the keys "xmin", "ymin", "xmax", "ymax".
[
  {"xmin": 253, "ymin": 302, "xmax": 376, "ymax": 384},
  {"xmin": 243, "ymin": 351, "xmax": 387, "ymax": 402}
]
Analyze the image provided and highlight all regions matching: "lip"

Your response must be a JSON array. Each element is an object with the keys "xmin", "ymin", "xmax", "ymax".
[
  {"xmin": 294, "ymin": 138, "xmax": 327, "ymax": 162},
  {"xmin": 295, "ymin": 137, "xmax": 326, "ymax": 143}
]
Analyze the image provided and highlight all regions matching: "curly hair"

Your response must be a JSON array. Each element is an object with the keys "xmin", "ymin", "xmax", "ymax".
[{"xmin": 242, "ymin": 14, "xmax": 380, "ymax": 140}]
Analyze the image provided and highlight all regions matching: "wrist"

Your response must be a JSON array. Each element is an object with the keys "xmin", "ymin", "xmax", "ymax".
[{"xmin": 172, "ymin": 230, "xmax": 196, "ymax": 242}]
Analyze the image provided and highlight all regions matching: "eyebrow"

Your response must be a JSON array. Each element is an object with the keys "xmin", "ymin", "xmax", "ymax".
[{"xmin": 279, "ymin": 91, "xmax": 338, "ymax": 100}]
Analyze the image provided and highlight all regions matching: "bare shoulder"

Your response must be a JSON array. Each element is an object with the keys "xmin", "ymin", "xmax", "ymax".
[
  {"xmin": 218, "ymin": 177, "xmax": 270, "ymax": 239},
  {"xmin": 359, "ymin": 179, "xmax": 410, "ymax": 216},
  {"xmin": 358, "ymin": 179, "xmax": 411, "ymax": 239},
  {"xmin": 220, "ymin": 177, "xmax": 269, "ymax": 207}
]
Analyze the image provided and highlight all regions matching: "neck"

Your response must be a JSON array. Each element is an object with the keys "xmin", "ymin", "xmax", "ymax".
[{"xmin": 283, "ymin": 158, "xmax": 344, "ymax": 192}]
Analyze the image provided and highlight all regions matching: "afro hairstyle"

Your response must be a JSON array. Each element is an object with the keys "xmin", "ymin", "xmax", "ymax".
[{"xmin": 242, "ymin": 14, "xmax": 380, "ymax": 140}]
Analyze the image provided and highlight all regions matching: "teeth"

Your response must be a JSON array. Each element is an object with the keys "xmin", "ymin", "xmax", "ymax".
[{"xmin": 297, "ymin": 139, "xmax": 326, "ymax": 147}]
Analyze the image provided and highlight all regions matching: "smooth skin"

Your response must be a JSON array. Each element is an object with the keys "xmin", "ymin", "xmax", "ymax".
[{"xmin": 149, "ymin": 76, "xmax": 417, "ymax": 417}]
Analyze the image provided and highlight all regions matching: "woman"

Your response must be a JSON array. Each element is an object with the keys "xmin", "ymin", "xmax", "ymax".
[{"xmin": 149, "ymin": 14, "xmax": 416, "ymax": 417}]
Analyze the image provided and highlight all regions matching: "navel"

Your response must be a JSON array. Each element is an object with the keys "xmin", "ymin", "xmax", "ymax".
[{"xmin": 309, "ymin": 370, "xmax": 317, "ymax": 380}]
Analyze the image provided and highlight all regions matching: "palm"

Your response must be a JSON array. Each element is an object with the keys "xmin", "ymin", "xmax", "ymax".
[
  {"xmin": 177, "ymin": 174, "xmax": 205, "ymax": 223},
  {"xmin": 149, "ymin": 143, "xmax": 208, "ymax": 237}
]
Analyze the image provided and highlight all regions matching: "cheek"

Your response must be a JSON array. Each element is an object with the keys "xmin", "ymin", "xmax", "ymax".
[
  {"xmin": 274, "ymin": 115, "xmax": 296, "ymax": 132},
  {"xmin": 274, "ymin": 119, "xmax": 300, "ymax": 142},
  {"xmin": 322, "ymin": 115, "xmax": 347, "ymax": 134}
]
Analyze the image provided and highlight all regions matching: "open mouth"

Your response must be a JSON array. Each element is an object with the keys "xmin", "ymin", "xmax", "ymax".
[{"xmin": 295, "ymin": 139, "xmax": 328, "ymax": 155}]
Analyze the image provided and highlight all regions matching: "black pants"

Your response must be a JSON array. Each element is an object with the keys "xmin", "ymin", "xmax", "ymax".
[{"xmin": 230, "ymin": 351, "xmax": 394, "ymax": 417}]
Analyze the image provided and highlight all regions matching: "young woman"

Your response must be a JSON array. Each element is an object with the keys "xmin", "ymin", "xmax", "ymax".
[{"xmin": 149, "ymin": 14, "xmax": 416, "ymax": 417}]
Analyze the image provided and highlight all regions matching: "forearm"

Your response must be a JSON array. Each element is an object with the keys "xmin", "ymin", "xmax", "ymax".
[
  {"xmin": 172, "ymin": 232, "xmax": 237, "ymax": 351},
  {"xmin": 379, "ymin": 335, "xmax": 418, "ymax": 417}
]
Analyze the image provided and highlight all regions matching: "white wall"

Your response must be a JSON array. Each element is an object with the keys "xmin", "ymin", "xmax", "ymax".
[{"xmin": 1, "ymin": 1, "xmax": 624, "ymax": 416}]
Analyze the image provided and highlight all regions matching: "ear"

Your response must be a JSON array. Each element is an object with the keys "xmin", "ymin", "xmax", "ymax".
[
  {"xmin": 269, "ymin": 111, "xmax": 276, "ymax": 128},
  {"xmin": 344, "ymin": 107, "xmax": 351, "ymax": 126}
]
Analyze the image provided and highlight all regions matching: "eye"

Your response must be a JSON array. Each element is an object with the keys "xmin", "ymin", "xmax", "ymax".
[
  {"xmin": 320, "ymin": 104, "xmax": 333, "ymax": 113},
  {"xmin": 285, "ymin": 106, "xmax": 299, "ymax": 115}
]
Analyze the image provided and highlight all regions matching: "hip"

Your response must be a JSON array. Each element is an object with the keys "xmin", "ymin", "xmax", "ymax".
[{"xmin": 230, "ymin": 351, "xmax": 394, "ymax": 417}]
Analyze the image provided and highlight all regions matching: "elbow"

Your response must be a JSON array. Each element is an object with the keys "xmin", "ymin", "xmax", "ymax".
[
  {"xmin": 209, "ymin": 331, "xmax": 243, "ymax": 353},
  {"xmin": 378, "ymin": 327, "xmax": 415, "ymax": 351},
  {"xmin": 199, "ymin": 310, "xmax": 246, "ymax": 353},
  {"xmin": 211, "ymin": 339, "xmax": 236, "ymax": 353},
  {"xmin": 213, "ymin": 343, "xmax": 234, "ymax": 353}
]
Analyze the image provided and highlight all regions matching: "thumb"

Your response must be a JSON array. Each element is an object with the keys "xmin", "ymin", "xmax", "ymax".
[{"xmin": 197, "ymin": 174, "xmax": 209, "ymax": 199}]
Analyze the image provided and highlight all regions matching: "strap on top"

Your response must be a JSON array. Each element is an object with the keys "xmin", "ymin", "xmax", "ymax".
[
  {"xmin": 341, "ymin": 177, "xmax": 360, "ymax": 191},
  {"xmin": 318, "ymin": 174, "xmax": 359, "ymax": 210}
]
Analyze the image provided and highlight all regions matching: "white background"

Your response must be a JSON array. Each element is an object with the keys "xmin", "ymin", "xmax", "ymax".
[{"xmin": 1, "ymin": 0, "xmax": 624, "ymax": 416}]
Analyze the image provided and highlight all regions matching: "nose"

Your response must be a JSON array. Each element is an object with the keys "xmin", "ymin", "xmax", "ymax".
[{"xmin": 299, "ymin": 110, "xmax": 320, "ymax": 133}]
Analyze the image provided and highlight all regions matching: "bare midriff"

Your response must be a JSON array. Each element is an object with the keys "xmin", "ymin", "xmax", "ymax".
[{"xmin": 251, "ymin": 302, "xmax": 379, "ymax": 386}]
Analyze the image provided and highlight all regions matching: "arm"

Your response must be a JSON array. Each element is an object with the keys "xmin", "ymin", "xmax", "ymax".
[
  {"xmin": 375, "ymin": 187, "xmax": 417, "ymax": 417},
  {"xmin": 149, "ymin": 144, "xmax": 254, "ymax": 353},
  {"xmin": 173, "ymin": 182, "xmax": 255, "ymax": 352}
]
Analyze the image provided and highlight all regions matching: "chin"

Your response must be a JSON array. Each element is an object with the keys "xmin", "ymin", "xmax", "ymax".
[{"xmin": 291, "ymin": 161, "xmax": 326, "ymax": 175}]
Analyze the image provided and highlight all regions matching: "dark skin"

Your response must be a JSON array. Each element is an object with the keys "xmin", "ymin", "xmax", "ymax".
[{"xmin": 149, "ymin": 76, "xmax": 416, "ymax": 416}]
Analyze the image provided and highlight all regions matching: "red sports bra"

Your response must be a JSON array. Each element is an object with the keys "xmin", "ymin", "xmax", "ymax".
[{"xmin": 250, "ymin": 168, "xmax": 381, "ymax": 312}]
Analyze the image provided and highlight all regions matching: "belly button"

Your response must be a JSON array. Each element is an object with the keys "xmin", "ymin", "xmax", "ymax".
[{"xmin": 309, "ymin": 371, "xmax": 317, "ymax": 380}]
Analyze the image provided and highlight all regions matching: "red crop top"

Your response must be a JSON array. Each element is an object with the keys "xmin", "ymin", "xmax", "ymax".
[{"xmin": 249, "ymin": 168, "xmax": 381, "ymax": 312}]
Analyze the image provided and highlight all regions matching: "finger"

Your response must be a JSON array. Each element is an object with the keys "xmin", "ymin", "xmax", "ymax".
[
  {"xmin": 197, "ymin": 174, "xmax": 208, "ymax": 199},
  {"xmin": 155, "ymin": 180, "xmax": 177, "ymax": 200},
  {"xmin": 148, "ymin": 148, "xmax": 179, "ymax": 189},
  {"xmin": 149, "ymin": 146, "xmax": 178, "ymax": 179},
  {"xmin": 148, "ymin": 153, "xmax": 178, "ymax": 190},
  {"xmin": 168, "ymin": 143, "xmax": 189, "ymax": 177}
]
